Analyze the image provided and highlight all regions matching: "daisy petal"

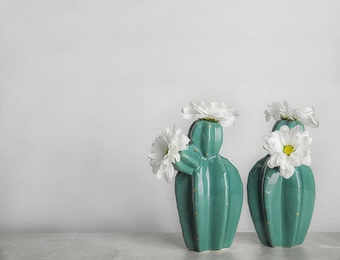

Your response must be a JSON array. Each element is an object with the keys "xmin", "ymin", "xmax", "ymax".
[{"xmin": 294, "ymin": 106, "xmax": 319, "ymax": 128}]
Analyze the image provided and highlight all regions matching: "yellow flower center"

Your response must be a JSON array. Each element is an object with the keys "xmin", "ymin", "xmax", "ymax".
[{"xmin": 283, "ymin": 145, "xmax": 295, "ymax": 156}]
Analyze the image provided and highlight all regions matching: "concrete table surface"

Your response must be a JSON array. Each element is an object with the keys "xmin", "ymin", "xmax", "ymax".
[{"xmin": 0, "ymin": 232, "xmax": 339, "ymax": 260}]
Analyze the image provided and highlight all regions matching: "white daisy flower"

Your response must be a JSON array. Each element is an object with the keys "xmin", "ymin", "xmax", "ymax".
[
  {"xmin": 264, "ymin": 101, "xmax": 295, "ymax": 122},
  {"xmin": 263, "ymin": 125, "xmax": 312, "ymax": 179},
  {"xmin": 294, "ymin": 106, "xmax": 319, "ymax": 128},
  {"xmin": 148, "ymin": 126, "xmax": 190, "ymax": 183},
  {"xmin": 182, "ymin": 101, "xmax": 239, "ymax": 127},
  {"xmin": 265, "ymin": 101, "xmax": 319, "ymax": 128}
]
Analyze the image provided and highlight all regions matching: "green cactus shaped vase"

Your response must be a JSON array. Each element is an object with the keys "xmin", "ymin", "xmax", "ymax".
[
  {"xmin": 174, "ymin": 120, "xmax": 243, "ymax": 251},
  {"xmin": 247, "ymin": 120, "xmax": 315, "ymax": 247}
]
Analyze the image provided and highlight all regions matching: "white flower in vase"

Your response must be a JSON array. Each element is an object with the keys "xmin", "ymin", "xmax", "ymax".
[
  {"xmin": 148, "ymin": 126, "xmax": 190, "ymax": 183},
  {"xmin": 294, "ymin": 106, "xmax": 319, "ymax": 128},
  {"xmin": 263, "ymin": 125, "xmax": 312, "ymax": 179},
  {"xmin": 182, "ymin": 101, "xmax": 239, "ymax": 127},
  {"xmin": 264, "ymin": 101, "xmax": 295, "ymax": 122},
  {"xmin": 265, "ymin": 100, "xmax": 319, "ymax": 128}
]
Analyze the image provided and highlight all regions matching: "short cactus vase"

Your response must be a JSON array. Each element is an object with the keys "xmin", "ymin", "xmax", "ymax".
[
  {"xmin": 174, "ymin": 120, "xmax": 243, "ymax": 252},
  {"xmin": 247, "ymin": 120, "xmax": 315, "ymax": 247}
]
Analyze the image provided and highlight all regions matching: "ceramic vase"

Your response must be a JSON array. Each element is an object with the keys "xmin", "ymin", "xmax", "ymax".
[
  {"xmin": 247, "ymin": 120, "xmax": 315, "ymax": 247},
  {"xmin": 174, "ymin": 120, "xmax": 243, "ymax": 251}
]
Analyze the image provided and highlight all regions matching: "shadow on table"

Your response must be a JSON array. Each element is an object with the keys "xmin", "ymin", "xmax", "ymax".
[{"xmin": 158, "ymin": 233, "xmax": 239, "ymax": 259}]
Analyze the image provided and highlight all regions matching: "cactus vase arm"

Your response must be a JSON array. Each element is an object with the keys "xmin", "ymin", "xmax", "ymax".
[{"xmin": 174, "ymin": 145, "xmax": 201, "ymax": 175}]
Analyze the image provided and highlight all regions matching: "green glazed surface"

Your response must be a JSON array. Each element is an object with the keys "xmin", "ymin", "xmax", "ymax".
[
  {"xmin": 174, "ymin": 120, "xmax": 243, "ymax": 252},
  {"xmin": 247, "ymin": 120, "xmax": 315, "ymax": 247}
]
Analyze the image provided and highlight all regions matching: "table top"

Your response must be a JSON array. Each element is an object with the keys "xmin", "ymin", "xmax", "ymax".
[{"xmin": 0, "ymin": 232, "xmax": 339, "ymax": 260}]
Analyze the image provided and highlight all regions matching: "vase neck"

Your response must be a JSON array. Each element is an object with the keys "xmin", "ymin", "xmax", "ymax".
[
  {"xmin": 272, "ymin": 120, "xmax": 305, "ymax": 132},
  {"xmin": 189, "ymin": 120, "xmax": 223, "ymax": 157}
]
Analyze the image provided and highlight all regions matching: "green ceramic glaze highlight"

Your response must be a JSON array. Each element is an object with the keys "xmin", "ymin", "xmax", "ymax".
[
  {"xmin": 247, "ymin": 154, "xmax": 270, "ymax": 245},
  {"xmin": 174, "ymin": 120, "xmax": 243, "ymax": 252},
  {"xmin": 247, "ymin": 120, "xmax": 315, "ymax": 247}
]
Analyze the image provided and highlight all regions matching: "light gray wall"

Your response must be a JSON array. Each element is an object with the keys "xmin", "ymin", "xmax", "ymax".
[{"xmin": 0, "ymin": 0, "xmax": 339, "ymax": 232}]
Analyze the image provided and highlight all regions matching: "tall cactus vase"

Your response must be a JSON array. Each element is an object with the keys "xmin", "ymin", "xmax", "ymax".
[
  {"xmin": 247, "ymin": 101, "xmax": 318, "ymax": 248},
  {"xmin": 174, "ymin": 120, "xmax": 243, "ymax": 251}
]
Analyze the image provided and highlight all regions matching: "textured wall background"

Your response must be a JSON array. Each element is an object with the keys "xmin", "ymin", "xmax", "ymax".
[{"xmin": 0, "ymin": 0, "xmax": 339, "ymax": 232}]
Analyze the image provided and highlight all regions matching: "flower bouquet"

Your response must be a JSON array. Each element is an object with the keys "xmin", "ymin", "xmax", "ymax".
[
  {"xmin": 247, "ymin": 101, "xmax": 318, "ymax": 247},
  {"xmin": 149, "ymin": 102, "xmax": 243, "ymax": 251}
]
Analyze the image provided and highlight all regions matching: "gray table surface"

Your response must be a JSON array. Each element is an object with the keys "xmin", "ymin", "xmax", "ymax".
[{"xmin": 0, "ymin": 232, "xmax": 339, "ymax": 260}]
